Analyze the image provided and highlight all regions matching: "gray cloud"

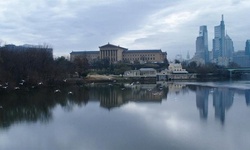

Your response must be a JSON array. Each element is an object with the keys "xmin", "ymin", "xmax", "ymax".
[{"xmin": 0, "ymin": 0, "xmax": 249, "ymax": 59}]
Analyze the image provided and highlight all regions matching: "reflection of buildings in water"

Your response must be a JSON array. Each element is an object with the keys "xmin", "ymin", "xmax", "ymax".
[
  {"xmin": 99, "ymin": 88, "xmax": 124, "ymax": 110},
  {"xmin": 124, "ymin": 84, "xmax": 168, "ymax": 102},
  {"xmin": 195, "ymin": 86, "xmax": 235, "ymax": 124},
  {"xmin": 88, "ymin": 85, "xmax": 125, "ymax": 110},
  {"xmin": 213, "ymin": 88, "xmax": 234, "ymax": 124},
  {"xmin": 168, "ymin": 83, "xmax": 186, "ymax": 93},
  {"xmin": 89, "ymin": 84, "xmax": 169, "ymax": 110},
  {"xmin": 124, "ymin": 84, "xmax": 156, "ymax": 92},
  {"xmin": 196, "ymin": 86, "xmax": 210, "ymax": 119},
  {"xmin": 245, "ymin": 90, "xmax": 250, "ymax": 106}
]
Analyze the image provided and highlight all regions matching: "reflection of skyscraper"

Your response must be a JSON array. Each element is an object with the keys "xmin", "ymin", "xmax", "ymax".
[
  {"xmin": 196, "ymin": 86, "xmax": 209, "ymax": 119},
  {"xmin": 194, "ymin": 25, "xmax": 209, "ymax": 63},
  {"xmin": 213, "ymin": 88, "xmax": 234, "ymax": 124},
  {"xmin": 245, "ymin": 90, "xmax": 250, "ymax": 106}
]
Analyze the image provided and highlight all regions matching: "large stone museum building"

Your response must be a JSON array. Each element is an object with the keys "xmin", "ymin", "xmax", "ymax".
[{"xmin": 70, "ymin": 43, "xmax": 167, "ymax": 63}]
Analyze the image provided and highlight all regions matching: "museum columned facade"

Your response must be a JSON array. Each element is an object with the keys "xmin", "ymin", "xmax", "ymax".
[{"xmin": 70, "ymin": 43, "xmax": 167, "ymax": 63}]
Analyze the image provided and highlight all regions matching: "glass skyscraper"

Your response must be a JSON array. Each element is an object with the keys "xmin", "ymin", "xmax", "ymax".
[
  {"xmin": 245, "ymin": 40, "xmax": 250, "ymax": 55},
  {"xmin": 212, "ymin": 15, "xmax": 234, "ymax": 65},
  {"xmin": 194, "ymin": 25, "xmax": 209, "ymax": 63},
  {"xmin": 213, "ymin": 15, "xmax": 225, "ymax": 59}
]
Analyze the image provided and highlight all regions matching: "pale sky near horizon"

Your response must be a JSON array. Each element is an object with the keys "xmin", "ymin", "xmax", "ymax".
[{"xmin": 0, "ymin": 0, "xmax": 249, "ymax": 60}]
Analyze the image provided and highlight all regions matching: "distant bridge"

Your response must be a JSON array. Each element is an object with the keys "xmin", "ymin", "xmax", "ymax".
[{"xmin": 224, "ymin": 67, "xmax": 250, "ymax": 78}]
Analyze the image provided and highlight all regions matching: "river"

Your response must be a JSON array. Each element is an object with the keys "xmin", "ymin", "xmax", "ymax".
[{"xmin": 0, "ymin": 80, "xmax": 250, "ymax": 150}]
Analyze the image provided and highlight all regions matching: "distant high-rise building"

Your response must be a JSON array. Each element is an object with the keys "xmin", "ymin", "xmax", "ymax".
[
  {"xmin": 233, "ymin": 40, "xmax": 250, "ymax": 67},
  {"xmin": 213, "ymin": 15, "xmax": 225, "ymax": 59},
  {"xmin": 233, "ymin": 50, "xmax": 250, "ymax": 67},
  {"xmin": 194, "ymin": 25, "xmax": 209, "ymax": 63},
  {"xmin": 225, "ymin": 34, "xmax": 234, "ymax": 59},
  {"xmin": 186, "ymin": 51, "xmax": 190, "ymax": 60},
  {"xmin": 245, "ymin": 40, "xmax": 250, "ymax": 56},
  {"xmin": 212, "ymin": 15, "xmax": 234, "ymax": 66}
]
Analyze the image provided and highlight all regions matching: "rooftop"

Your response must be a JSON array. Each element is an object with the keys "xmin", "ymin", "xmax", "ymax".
[
  {"xmin": 139, "ymin": 68, "xmax": 156, "ymax": 71},
  {"xmin": 99, "ymin": 43, "xmax": 128, "ymax": 50},
  {"xmin": 70, "ymin": 51, "xmax": 99, "ymax": 54},
  {"xmin": 124, "ymin": 49, "xmax": 162, "ymax": 53}
]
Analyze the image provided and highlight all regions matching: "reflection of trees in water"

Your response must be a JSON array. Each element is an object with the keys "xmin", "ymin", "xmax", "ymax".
[
  {"xmin": 187, "ymin": 84, "xmax": 197, "ymax": 92},
  {"xmin": 0, "ymin": 86, "xmax": 89, "ymax": 129}
]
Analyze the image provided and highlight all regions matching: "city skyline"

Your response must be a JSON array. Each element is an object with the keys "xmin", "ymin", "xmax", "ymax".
[{"xmin": 0, "ymin": 0, "xmax": 250, "ymax": 60}]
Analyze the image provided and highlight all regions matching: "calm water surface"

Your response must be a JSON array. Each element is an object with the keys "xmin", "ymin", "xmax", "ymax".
[{"xmin": 0, "ymin": 81, "xmax": 250, "ymax": 150}]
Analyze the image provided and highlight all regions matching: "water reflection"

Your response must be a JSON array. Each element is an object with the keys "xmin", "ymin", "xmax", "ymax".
[
  {"xmin": 0, "ymin": 82, "xmax": 249, "ymax": 129},
  {"xmin": 195, "ymin": 86, "xmax": 209, "ymax": 119},
  {"xmin": 0, "ymin": 86, "xmax": 89, "ymax": 129},
  {"xmin": 245, "ymin": 89, "xmax": 250, "ymax": 106},
  {"xmin": 90, "ymin": 83, "xmax": 169, "ymax": 110},
  {"xmin": 213, "ymin": 88, "xmax": 234, "ymax": 124},
  {"xmin": 194, "ymin": 86, "xmax": 234, "ymax": 124}
]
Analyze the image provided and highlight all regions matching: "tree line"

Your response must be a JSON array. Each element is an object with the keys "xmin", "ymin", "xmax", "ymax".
[
  {"xmin": 180, "ymin": 60, "xmax": 241, "ymax": 78},
  {"xmin": 0, "ymin": 45, "xmax": 76, "ymax": 87}
]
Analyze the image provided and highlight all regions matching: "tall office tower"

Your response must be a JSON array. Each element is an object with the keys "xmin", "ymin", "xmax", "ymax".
[
  {"xmin": 245, "ymin": 40, "xmax": 250, "ymax": 55},
  {"xmin": 212, "ymin": 15, "xmax": 234, "ymax": 65},
  {"xmin": 225, "ymin": 34, "xmax": 234, "ymax": 59},
  {"xmin": 213, "ymin": 15, "xmax": 225, "ymax": 60},
  {"xmin": 195, "ymin": 25, "xmax": 209, "ymax": 63},
  {"xmin": 186, "ymin": 51, "xmax": 190, "ymax": 60}
]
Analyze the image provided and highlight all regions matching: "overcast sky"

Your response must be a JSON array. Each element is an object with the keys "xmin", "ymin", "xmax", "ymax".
[{"xmin": 0, "ymin": 0, "xmax": 249, "ymax": 60}]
